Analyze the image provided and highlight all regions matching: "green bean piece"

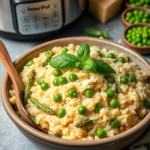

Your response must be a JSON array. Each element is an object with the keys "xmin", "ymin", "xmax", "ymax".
[
  {"xmin": 29, "ymin": 114, "xmax": 36, "ymax": 123},
  {"xmin": 41, "ymin": 51, "xmax": 53, "ymax": 67},
  {"xmin": 76, "ymin": 119, "xmax": 93, "ymax": 128},
  {"xmin": 30, "ymin": 98, "xmax": 55, "ymax": 115},
  {"xmin": 24, "ymin": 70, "xmax": 35, "ymax": 105},
  {"xmin": 116, "ymin": 84, "xmax": 122, "ymax": 93}
]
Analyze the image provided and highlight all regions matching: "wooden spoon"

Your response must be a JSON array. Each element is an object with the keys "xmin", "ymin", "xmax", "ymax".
[{"xmin": 0, "ymin": 40, "xmax": 46, "ymax": 132}]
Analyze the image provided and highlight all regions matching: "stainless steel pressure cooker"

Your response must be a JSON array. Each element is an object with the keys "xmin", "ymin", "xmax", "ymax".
[{"xmin": 0, "ymin": 0, "xmax": 86, "ymax": 40}]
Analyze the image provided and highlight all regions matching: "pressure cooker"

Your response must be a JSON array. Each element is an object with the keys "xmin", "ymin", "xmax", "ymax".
[{"xmin": 0, "ymin": 0, "xmax": 86, "ymax": 40}]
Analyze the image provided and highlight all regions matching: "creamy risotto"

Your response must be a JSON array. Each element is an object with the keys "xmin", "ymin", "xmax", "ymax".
[{"xmin": 9, "ymin": 44, "xmax": 150, "ymax": 140}]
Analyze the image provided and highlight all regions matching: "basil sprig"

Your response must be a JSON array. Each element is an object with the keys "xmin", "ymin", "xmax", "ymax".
[{"xmin": 49, "ymin": 44, "xmax": 115, "ymax": 74}]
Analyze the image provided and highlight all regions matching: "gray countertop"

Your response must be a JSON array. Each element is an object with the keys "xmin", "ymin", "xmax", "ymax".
[{"xmin": 0, "ymin": 13, "xmax": 150, "ymax": 150}]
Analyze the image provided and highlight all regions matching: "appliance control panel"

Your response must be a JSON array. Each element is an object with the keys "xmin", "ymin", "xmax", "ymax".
[{"xmin": 15, "ymin": 0, "xmax": 62, "ymax": 35}]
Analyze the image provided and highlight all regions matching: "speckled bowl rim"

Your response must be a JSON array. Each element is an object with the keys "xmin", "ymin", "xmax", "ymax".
[
  {"xmin": 1, "ymin": 37, "xmax": 150, "ymax": 147},
  {"xmin": 121, "ymin": 7, "xmax": 150, "ymax": 28}
]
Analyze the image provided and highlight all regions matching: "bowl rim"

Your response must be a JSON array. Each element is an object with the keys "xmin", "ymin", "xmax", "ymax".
[
  {"xmin": 121, "ymin": 7, "xmax": 150, "ymax": 27},
  {"xmin": 123, "ymin": 23, "xmax": 150, "ymax": 49},
  {"xmin": 1, "ymin": 37, "xmax": 150, "ymax": 147}
]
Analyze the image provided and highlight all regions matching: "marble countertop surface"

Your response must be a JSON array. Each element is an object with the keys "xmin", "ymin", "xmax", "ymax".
[{"xmin": 0, "ymin": 13, "xmax": 150, "ymax": 150}]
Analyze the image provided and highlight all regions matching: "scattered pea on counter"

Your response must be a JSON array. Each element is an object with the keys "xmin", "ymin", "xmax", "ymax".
[
  {"xmin": 126, "ymin": 26, "xmax": 150, "ymax": 47},
  {"xmin": 125, "ymin": 10, "xmax": 150, "ymax": 24}
]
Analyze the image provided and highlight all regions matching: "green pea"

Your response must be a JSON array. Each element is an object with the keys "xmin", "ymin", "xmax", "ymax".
[
  {"xmin": 142, "ymin": 18, "xmax": 148, "ymax": 23},
  {"xmin": 128, "ymin": 38, "xmax": 132, "ymax": 43},
  {"xmin": 133, "ymin": 10, "xmax": 139, "ymax": 15},
  {"xmin": 96, "ymin": 129, "xmax": 106, "ymax": 138},
  {"xmin": 143, "ymin": 4, "xmax": 149, "ymax": 7},
  {"xmin": 57, "ymin": 108, "xmax": 66, "ymax": 118},
  {"xmin": 61, "ymin": 48, "xmax": 69, "ymax": 54},
  {"xmin": 41, "ymin": 82, "xmax": 49, "ymax": 91},
  {"xmin": 144, "ymin": 13, "xmax": 149, "ymax": 18},
  {"xmin": 120, "ymin": 76, "xmax": 128, "ymax": 84},
  {"xmin": 128, "ymin": 74, "xmax": 136, "ymax": 82},
  {"xmin": 26, "ymin": 60, "xmax": 34, "ymax": 66},
  {"xmin": 126, "ymin": 34, "xmax": 131, "ymax": 39},
  {"xmin": 137, "ymin": 26, "xmax": 142, "ymax": 31},
  {"xmin": 139, "ymin": 10, "xmax": 144, "ymax": 16},
  {"xmin": 68, "ymin": 89, "xmax": 77, "ymax": 98},
  {"xmin": 53, "ymin": 94, "xmax": 62, "ymax": 102},
  {"xmin": 136, "ymin": 33, "xmax": 141, "ymax": 38},
  {"xmin": 127, "ymin": 29, "xmax": 132, "ymax": 34},
  {"xmin": 147, "ymin": 40, "xmax": 150, "ymax": 46},
  {"xmin": 110, "ymin": 119, "xmax": 119, "ymax": 128},
  {"xmin": 142, "ymin": 33, "xmax": 149, "ymax": 39},
  {"xmin": 94, "ymin": 104, "xmax": 102, "ymax": 113},
  {"xmin": 136, "ymin": 38, "xmax": 142, "ymax": 43},
  {"xmin": 37, "ymin": 77, "xmax": 44, "ymax": 85},
  {"xmin": 78, "ymin": 105, "xmax": 87, "ymax": 115},
  {"xmin": 117, "ymin": 57, "xmax": 126, "ymax": 63},
  {"xmin": 132, "ymin": 27, "xmax": 137, "ymax": 32},
  {"xmin": 58, "ymin": 77, "xmax": 67, "ymax": 85},
  {"xmin": 53, "ymin": 70, "xmax": 62, "ymax": 77},
  {"xmin": 137, "ymin": 43, "xmax": 142, "ymax": 47},
  {"xmin": 52, "ymin": 78, "xmax": 59, "ymax": 86},
  {"xmin": 84, "ymin": 89, "xmax": 94, "ymax": 98},
  {"xmin": 106, "ymin": 76, "xmax": 114, "ymax": 84},
  {"xmin": 143, "ymin": 100, "xmax": 150, "ymax": 108},
  {"xmin": 131, "ymin": 41, "xmax": 137, "ymax": 45},
  {"xmin": 45, "ymin": 52, "xmax": 50, "ymax": 57},
  {"xmin": 106, "ymin": 89, "xmax": 115, "ymax": 98},
  {"xmin": 69, "ymin": 73, "xmax": 77, "ymax": 82},
  {"xmin": 107, "ymin": 53, "xmax": 115, "ymax": 59},
  {"xmin": 109, "ymin": 99, "xmax": 119, "ymax": 108},
  {"xmin": 126, "ymin": 12, "xmax": 132, "ymax": 18},
  {"xmin": 143, "ymin": 26, "xmax": 149, "ymax": 31},
  {"xmin": 143, "ymin": 39, "xmax": 148, "ymax": 44}
]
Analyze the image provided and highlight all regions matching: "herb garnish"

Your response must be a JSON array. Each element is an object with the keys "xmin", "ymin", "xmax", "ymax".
[
  {"xmin": 84, "ymin": 28, "xmax": 111, "ymax": 39},
  {"xmin": 49, "ymin": 44, "xmax": 115, "ymax": 74}
]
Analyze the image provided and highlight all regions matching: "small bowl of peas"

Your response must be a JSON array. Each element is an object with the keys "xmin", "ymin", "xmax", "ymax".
[
  {"xmin": 123, "ymin": 23, "xmax": 150, "ymax": 54},
  {"xmin": 125, "ymin": 0, "xmax": 150, "ymax": 8},
  {"xmin": 122, "ymin": 7, "xmax": 150, "ymax": 27}
]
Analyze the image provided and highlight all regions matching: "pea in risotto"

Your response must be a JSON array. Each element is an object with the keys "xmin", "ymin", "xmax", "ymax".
[{"xmin": 9, "ymin": 44, "xmax": 150, "ymax": 140}]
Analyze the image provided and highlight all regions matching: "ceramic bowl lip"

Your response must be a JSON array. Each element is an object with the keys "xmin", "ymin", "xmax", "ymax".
[
  {"xmin": 125, "ymin": 0, "xmax": 150, "ymax": 9},
  {"xmin": 1, "ymin": 37, "xmax": 150, "ymax": 147},
  {"xmin": 121, "ymin": 7, "xmax": 150, "ymax": 27},
  {"xmin": 123, "ymin": 23, "xmax": 150, "ymax": 49}
]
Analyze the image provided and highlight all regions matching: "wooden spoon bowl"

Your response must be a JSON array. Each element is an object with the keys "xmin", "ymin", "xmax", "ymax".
[{"xmin": 0, "ymin": 40, "xmax": 45, "ymax": 132}]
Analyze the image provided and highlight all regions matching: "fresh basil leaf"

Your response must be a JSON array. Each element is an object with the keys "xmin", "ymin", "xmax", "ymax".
[
  {"xmin": 49, "ymin": 54, "xmax": 79, "ymax": 70},
  {"xmin": 103, "ymin": 30, "xmax": 111, "ymax": 39},
  {"xmin": 83, "ymin": 59, "xmax": 97, "ymax": 73},
  {"xmin": 94, "ymin": 60, "xmax": 116, "ymax": 74},
  {"xmin": 77, "ymin": 44, "xmax": 90, "ymax": 62},
  {"xmin": 84, "ymin": 28, "xmax": 103, "ymax": 37},
  {"xmin": 76, "ymin": 62, "xmax": 84, "ymax": 69}
]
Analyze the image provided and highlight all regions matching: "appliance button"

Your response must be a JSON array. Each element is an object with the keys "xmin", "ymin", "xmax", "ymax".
[
  {"xmin": 32, "ymin": 16, "xmax": 40, "ymax": 22},
  {"xmin": 22, "ymin": 23, "xmax": 30, "ymax": 27},
  {"xmin": 51, "ymin": 11, "xmax": 58, "ymax": 18},
  {"xmin": 52, "ymin": 21, "xmax": 59, "ymax": 27},
  {"xmin": 22, "ymin": 16, "xmax": 30, "ymax": 22},
  {"xmin": 33, "ymin": 23, "xmax": 40, "ymax": 29},
  {"xmin": 20, "ymin": 9, "xmax": 26, "ymax": 13},
  {"xmin": 42, "ymin": 14, "xmax": 49, "ymax": 20},
  {"xmin": 42, "ymin": 22, "xmax": 50, "ymax": 28},
  {"xmin": 52, "ymin": 17, "xmax": 59, "ymax": 22},
  {"xmin": 22, "ymin": 27, "xmax": 31, "ymax": 32}
]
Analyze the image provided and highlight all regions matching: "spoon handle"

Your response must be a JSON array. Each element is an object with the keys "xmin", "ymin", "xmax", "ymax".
[{"xmin": 0, "ymin": 40, "xmax": 25, "ymax": 91}]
